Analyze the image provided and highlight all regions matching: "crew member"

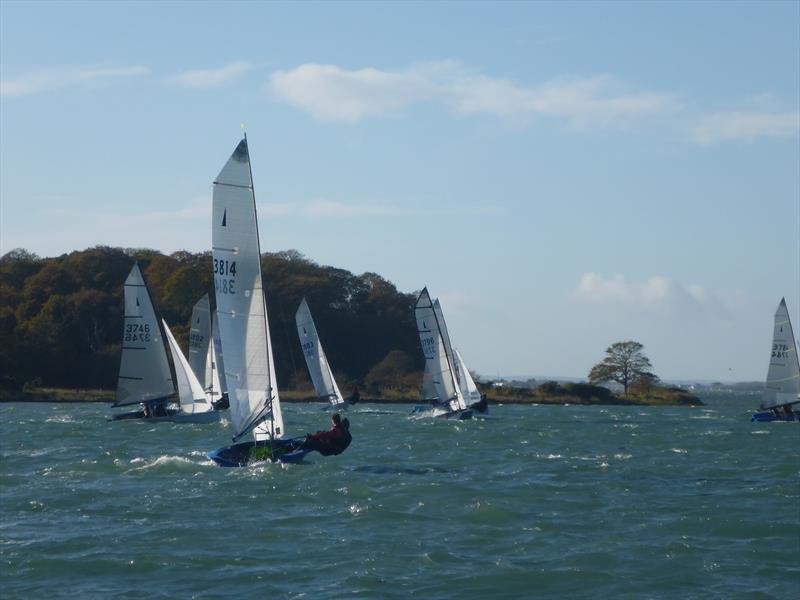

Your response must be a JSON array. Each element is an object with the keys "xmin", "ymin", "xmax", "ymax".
[{"xmin": 302, "ymin": 413, "xmax": 352, "ymax": 455}]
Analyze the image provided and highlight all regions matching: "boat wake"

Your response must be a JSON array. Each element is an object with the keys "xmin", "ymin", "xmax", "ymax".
[{"xmin": 126, "ymin": 455, "xmax": 201, "ymax": 472}]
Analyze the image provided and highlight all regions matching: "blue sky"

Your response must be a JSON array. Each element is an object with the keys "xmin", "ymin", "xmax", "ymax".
[{"xmin": 1, "ymin": 1, "xmax": 798, "ymax": 381}]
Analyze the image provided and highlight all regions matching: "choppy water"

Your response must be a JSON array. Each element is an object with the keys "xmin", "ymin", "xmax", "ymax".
[{"xmin": 1, "ymin": 393, "xmax": 798, "ymax": 599}]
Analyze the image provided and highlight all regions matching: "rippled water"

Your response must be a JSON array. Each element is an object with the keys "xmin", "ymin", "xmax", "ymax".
[{"xmin": 1, "ymin": 393, "xmax": 798, "ymax": 599}]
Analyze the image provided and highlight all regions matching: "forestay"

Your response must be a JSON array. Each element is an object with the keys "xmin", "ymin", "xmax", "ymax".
[
  {"xmin": 212, "ymin": 138, "xmax": 284, "ymax": 441},
  {"xmin": 763, "ymin": 298, "xmax": 800, "ymax": 409},
  {"xmin": 188, "ymin": 294, "xmax": 212, "ymax": 390},
  {"xmin": 295, "ymin": 298, "xmax": 344, "ymax": 405},
  {"xmin": 115, "ymin": 263, "xmax": 174, "ymax": 407},
  {"xmin": 163, "ymin": 320, "xmax": 212, "ymax": 414},
  {"xmin": 415, "ymin": 288, "xmax": 466, "ymax": 411}
]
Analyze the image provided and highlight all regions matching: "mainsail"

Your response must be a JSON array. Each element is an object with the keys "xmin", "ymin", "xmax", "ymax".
[
  {"xmin": 414, "ymin": 288, "xmax": 466, "ymax": 411},
  {"xmin": 163, "ymin": 319, "xmax": 212, "ymax": 415},
  {"xmin": 433, "ymin": 298, "xmax": 460, "ymax": 384},
  {"xmin": 295, "ymin": 298, "xmax": 344, "ymax": 405},
  {"xmin": 188, "ymin": 294, "xmax": 212, "ymax": 390},
  {"xmin": 212, "ymin": 137, "xmax": 284, "ymax": 441},
  {"xmin": 420, "ymin": 361, "xmax": 437, "ymax": 401},
  {"xmin": 115, "ymin": 263, "xmax": 174, "ymax": 407},
  {"xmin": 762, "ymin": 298, "xmax": 800, "ymax": 409}
]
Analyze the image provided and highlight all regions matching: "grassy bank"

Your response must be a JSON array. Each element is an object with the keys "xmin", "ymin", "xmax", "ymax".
[
  {"xmin": 1, "ymin": 382, "xmax": 703, "ymax": 407},
  {"xmin": 482, "ymin": 382, "xmax": 704, "ymax": 407},
  {"xmin": 0, "ymin": 388, "xmax": 115, "ymax": 403}
]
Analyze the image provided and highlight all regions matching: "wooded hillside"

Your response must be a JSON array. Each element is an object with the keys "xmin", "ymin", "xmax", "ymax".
[{"xmin": 0, "ymin": 247, "xmax": 424, "ymax": 393}]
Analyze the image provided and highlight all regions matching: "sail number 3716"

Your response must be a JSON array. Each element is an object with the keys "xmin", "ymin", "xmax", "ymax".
[{"xmin": 214, "ymin": 259, "xmax": 237, "ymax": 295}]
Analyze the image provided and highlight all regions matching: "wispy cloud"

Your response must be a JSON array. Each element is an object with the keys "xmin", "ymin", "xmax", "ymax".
[
  {"xmin": 692, "ymin": 110, "xmax": 800, "ymax": 144},
  {"xmin": 269, "ymin": 61, "xmax": 675, "ymax": 125},
  {"xmin": 575, "ymin": 272, "xmax": 732, "ymax": 320},
  {"xmin": 90, "ymin": 197, "xmax": 211, "ymax": 228},
  {"xmin": 169, "ymin": 61, "xmax": 252, "ymax": 89},
  {"xmin": 259, "ymin": 198, "xmax": 504, "ymax": 219},
  {"xmin": 1, "ymin": 65, "xmax": 149, "ymax": 98}
]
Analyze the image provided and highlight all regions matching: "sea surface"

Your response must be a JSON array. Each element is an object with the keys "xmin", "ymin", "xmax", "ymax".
[{"xmin": 1, "ymin": 392, "xmax": 798, "ymax": 599}]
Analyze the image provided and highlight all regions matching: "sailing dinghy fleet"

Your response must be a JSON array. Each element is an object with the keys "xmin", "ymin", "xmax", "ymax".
[
  {"xmin": 110, "ymin": 133, "xmax": 796, "ymax": 463},
  {"xmin": 112, "ymin": 264, "xmax": 219, "ymax": 423}
]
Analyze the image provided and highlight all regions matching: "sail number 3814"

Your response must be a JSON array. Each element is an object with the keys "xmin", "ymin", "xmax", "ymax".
[{"xmin": 214, "ymin": 259, "xmax": 237, "ymax": 295}]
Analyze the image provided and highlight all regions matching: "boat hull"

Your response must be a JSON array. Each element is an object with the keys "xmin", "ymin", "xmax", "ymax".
[
  {"xmin": 751, "ymin": 411, "xmax": 798, "ymax": 422},
  {"xmin": 208, "ymin": 439, "xmax": 310, "ymax": 467},
  {"xmin": 411, "ymin": 405, "xmax": 473, "ymax": 420},
  {"xmin": 110, "ymin": 409, "xmax": 220, "ymax": 423}
]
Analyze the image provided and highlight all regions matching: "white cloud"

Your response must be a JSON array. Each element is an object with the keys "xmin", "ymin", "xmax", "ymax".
[
  {"xmin": 263, "ymin": 198, "xmax": 503, "ymax": 219},
  {"xmin": 169, "ymin": 61, "xmax": 252, "ymax": 89},
  {"xmin": 692, "ymin": 110, "xmax": 800, "ymax": 144},
  {"xmin": 92, "ymin": 197, "xmax": 211, "ymax": 228},
  {"xmin": 269, "ymin": 61, "xmax": 675, "ymax": 124},
  {"xmin": 575, "ymin": 272, "xmax": 730, "ymax": 319},
  {"xmin": 302, "ymin": 199, "xmax": 417, "ymax": 218},
  {"xmin": 1, "ymin": 65, "xmax": 149, "ymax": 98}
]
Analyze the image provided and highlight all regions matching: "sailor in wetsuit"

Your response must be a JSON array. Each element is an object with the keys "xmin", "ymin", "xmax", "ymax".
[
  {"xmin": 469, "ymin": 393, "xmax": 489, "ymax": 414},
  {"xmin": 301, "ymin": 413, "xmax": 352, "ymax": 455},
  {"xmin": 349, "ymin": 386, "xmax": 361, "ymax": 405}
]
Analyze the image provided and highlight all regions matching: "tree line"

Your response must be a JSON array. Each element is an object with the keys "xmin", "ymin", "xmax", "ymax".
[{"xmin": 0, "ymin": 247, "xmax": 425, "ymax": 394}]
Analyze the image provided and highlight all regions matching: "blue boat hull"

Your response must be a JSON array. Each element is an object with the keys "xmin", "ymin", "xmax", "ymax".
[
  {"xmin": 751, "ymin": 411, "xmax": 798, "ymax": 422},
  {"xmin": 208, "ymin": 439, "xmax": 311, "ymax": 467}
]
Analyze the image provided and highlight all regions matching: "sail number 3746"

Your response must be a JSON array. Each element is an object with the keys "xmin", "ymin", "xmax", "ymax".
[{"xmin": 214, "ymin": 259, "xmax": 237, "ymax": 295}]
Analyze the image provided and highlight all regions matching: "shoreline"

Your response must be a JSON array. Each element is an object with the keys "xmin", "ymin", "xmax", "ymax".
[{"xmin": 0, "ymin": 387, "xmax": 704, "ymax": 407}]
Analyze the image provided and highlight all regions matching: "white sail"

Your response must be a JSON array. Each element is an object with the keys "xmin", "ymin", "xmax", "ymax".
[
  {"xmin": 212, "ymin": 137, "xmax": 284, "ymax": 441},
  {"xmin": 115, "ymin": 263, "xmax": 174, "ymax": 407},
  {"xmin": 188, "ymin": 294, "xmax": 212, "ymax": 390},
  {"xmin": 762, "ymin": 298, "xmax": 800, "ymax": 409},
  {"xmin": 433, "ymin": 298, "xmax": 460, "ymax": 384},
  {"xmin": 206, "ymin": 338, "xmax": 222, "ymax": 403},
  {"xmin": 414, "ymin": 288, "xmax": 466, "ymax": 411},
  {"xmin": 162, "ymin": 319, "xmax": 212, "ymax": 414},
  {"xmin": 296, "ymin": 298, "xmax": 344, "ymax": 405},
  {"xmin": 455, "ymin": 349, "xmax": 481, "ymax": 405},
  {"xmin": 420, "ymin": 360, "xmax": 438, "ymax": 401},
  {"xmin": 211, "ymin": 312, "xmax": 228, "ymax": 396}
]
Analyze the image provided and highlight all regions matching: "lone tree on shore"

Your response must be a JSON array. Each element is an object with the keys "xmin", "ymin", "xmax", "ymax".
[{"xmin": 588, "ymin": 341, "xmax": 657, "ymax": 394}]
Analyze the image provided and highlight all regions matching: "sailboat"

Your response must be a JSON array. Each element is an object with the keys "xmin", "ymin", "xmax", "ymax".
[
  {"xmin": 412, "ymin": 288, "xmax": 472, "ymax": 419},
  {"xmin": 207, "ymin": 137, "xmax": 321, "ymax": 465},
  {"xmin": 434, "ymin": 297, "xmax": 487, "ymax": 415},
  {"xmin": 112, "ymin": 263, "xmax": 219, "ymax": 423},
  {"xmin": 752, "ymin": 298, "xmax": 800, "ymax": 422},
  {"xmin": 188, "ymin": 294, "xmax": 227, "ymax": 409},
  {"xmin": 295, "ymin": 298, "xmax": 347, "ymax": 410}
]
